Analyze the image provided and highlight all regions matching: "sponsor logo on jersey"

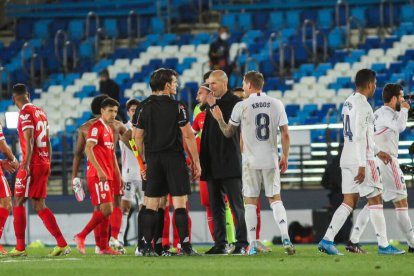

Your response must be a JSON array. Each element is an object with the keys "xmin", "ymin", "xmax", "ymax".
[
  {"xmin": 15, "ymin": 178, "xmax": 25, "ymax": 189},
  {"xmin": 35, "ymin": 109, "xmax": 46, "ymax": 118},
  {"xmin": 20, "ymin": 114, "xmax": 30, "ymax": 120},
  {"xmin": 104, "ymin": 141, "xmax": 114, "ymax": 149},
  {"xmin": 343, "ymin": 101, "xmax": 353, "ymax": 110},
  {"xmin": 91, "ymin": 127, "xmax": 98, "ymax": 137}
]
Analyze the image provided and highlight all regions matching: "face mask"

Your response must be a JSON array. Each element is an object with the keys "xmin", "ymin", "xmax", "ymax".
[{"xmin": 220, "ymin": 32, "xmax": 229, "ymax": 40}]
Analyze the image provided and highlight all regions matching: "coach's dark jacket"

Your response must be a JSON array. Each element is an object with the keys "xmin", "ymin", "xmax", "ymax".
[{"xmin": 200, "ymin": 91, "xmax": 242, "ymax": 181}]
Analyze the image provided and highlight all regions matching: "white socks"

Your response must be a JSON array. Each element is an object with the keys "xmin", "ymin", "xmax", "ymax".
[
  {"xmin": 368, "ymin": 204, "xmax": 389, "ymax": 248},
  {"xmin": 350, "ymin": 204, "xmax": 370, "ymax": 244},
  {"xmin": 396, "ymin": 207, "xmax": 414, "ymax": 248},
  {"xmin": 270, "ymin": 201, "xmax": 290, "ymax": 241},
  {"xmin": 118, "ymin": 213, "xmax": 129, "ymax": 242},
  {"xmin": 244, "ymin": 204, "xmax": 257, "ymax": 244},
  {"xmin": 324, "ymin": 203, "xmax": 352, "ymax": 242}
]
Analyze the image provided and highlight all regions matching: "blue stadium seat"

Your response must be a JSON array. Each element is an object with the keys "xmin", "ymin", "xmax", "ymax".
[
  {"xmin": 253, "ymin": 12, "xmax": 268, "ymax": 30},
  {"xmin": 401, "ymin": 4, "xmax": 414, "ymax": 23},
  {"xmin": 68, "ymin": 20, "xmax": 85, "ymax": 42},
  {"xmin": 103, "ymin": 19, "xmax": 119, "ymax": 39},
  {"xmin": 318, "ymin": 9, "xmax": 333, "ymax": 29},
  {"xmin": 285, "ymin": 104, "xmax": 300, "ymax": 117},
  {"xmin": 79, "ymin": 40, "xmax": 94, "ymax": 59},
  {"xmin": 328, "ymin": 27, "xmax": 345, "ymax": 50},
  {"xmin": 350, "ymin": 7, "xmax": 366, "ymax": 27},
  {"xmin": 285, "ymin": 10, "xmax": 301, "ymax": 29},
  {"xmin": 238, "ymin": 13, "xmax": 253, "ymax": 32},
  {"xmin": 371, "ymin": 63, "xmax": 386, "ymax": 74},
  {"xmin": 269, "ymin": 12, "xmax": 284, "ymax": 30},
  {"xmin": 164, "ymin": 58, "xmax": 179, "ymax": 70},
  {"xmin": 34, "ymin": 20, "xmax": 51, "ymax": 40},
  {"xmin": 151, "ymin": 18, "xmax": 165, "ymax": 35},
  {"xmin": 221, "ymin": 13, "xmax": 237, "ymax": 33}
]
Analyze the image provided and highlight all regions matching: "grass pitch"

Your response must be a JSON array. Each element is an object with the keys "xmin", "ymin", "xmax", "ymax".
[{"xmin": 1, "ymin": 245, "xmax": 413, "ymax": 275}]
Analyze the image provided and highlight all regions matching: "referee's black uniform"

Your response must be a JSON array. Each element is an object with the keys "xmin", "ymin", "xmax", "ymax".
[{"xmin": 200, "ymin": 90, "xmax": 248, "ymax": 253}]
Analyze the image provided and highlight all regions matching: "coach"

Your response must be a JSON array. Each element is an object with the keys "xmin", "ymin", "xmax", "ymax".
[{"xmin": 201, "ymin": 70, "xmax": 248, "ymax": 255}]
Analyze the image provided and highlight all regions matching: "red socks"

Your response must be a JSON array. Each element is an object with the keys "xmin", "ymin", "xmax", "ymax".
[
  {"xmin": 256, "ymin": 201, "xmax": 261, "ymax": 240},
  {"xmin": 0, "ymin": 207, "xmax": 9, "ymax": 240},
  {"xmin": 94, "ymin": 224, "xmax": 101, "ymax": 247},
  {"xmin": 162, "ymin": 206, "xmax": 170, "ymax": 247},
  {"xmin": 78, "ymin": 210, "xmax": 106, "ymax": 239},
  {"xmin": 38, "ymin": 208, "xmax": 67, "ymax": 247},
  {"xmin": 13, "ymin": 206, "xmax": 26, "ymax": 251},
  {"xmin": 109, "ymin": 207, "xmax": 122, "ymax": 239},
  {"xmin": 99, "ymin": 217, "xmax": 110, "ymax": 250}
]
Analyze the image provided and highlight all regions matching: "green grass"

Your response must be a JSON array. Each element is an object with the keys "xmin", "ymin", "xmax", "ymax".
[{"xmin": 1, "ymin": 245, "xmax": 413, "ymax": 275}]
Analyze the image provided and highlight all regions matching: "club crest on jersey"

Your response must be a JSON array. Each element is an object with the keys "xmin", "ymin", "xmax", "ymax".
[
  {"xmin": 101, "ymin": 194, "xmax": 106, "ymax": 199},
  {"xmin": 343, "ymin": 101, "xmax": 353, "ymax": 110},
  {"xmin": 35, "ymin": 110, "xmax": 46, "ymax": 118}
]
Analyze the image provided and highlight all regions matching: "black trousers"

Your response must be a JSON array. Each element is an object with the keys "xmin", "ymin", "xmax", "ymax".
[{"xmin": 207, "ymin": 177, "xmax": 248, "ymax": 247}]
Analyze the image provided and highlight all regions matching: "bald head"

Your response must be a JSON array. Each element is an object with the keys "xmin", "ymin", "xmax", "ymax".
[{"xmin": 208, "ymin": 70, "xmax": 228, "ymax": 97}]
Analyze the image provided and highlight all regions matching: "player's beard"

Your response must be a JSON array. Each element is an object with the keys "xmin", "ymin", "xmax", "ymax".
[{"xmin": 396, "ymin": 102, "xmax": 401, "ymax": 112}]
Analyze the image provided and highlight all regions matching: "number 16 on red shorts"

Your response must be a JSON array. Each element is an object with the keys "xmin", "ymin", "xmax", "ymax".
[{"xmin": 87, "ymin": 177, "xmax": 113, "ymax": 206}]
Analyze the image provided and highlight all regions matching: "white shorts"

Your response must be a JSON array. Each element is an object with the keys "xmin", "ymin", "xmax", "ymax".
[
  {"xmin": 242, "ymin": 165, "xmax": 281, "ymax": 197},
  {"xmin": 341, "ymin": 159, "xmax": 382, "ymax": 198},
  {"xmin": 122, "ymin": 179, "xmax": 144, "ymax": 205},
  {"xmin": 378, "ymin": 157, "xmax": 407, "ymax": 202}
]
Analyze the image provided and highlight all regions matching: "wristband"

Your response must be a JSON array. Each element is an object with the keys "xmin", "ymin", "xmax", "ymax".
[{"xmin": 210, "ymin": 104, "xmax": 218, "ymax": 109}]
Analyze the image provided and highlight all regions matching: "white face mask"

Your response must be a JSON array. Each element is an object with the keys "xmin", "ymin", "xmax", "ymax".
[{"xmin": 220, "ymin": 32, "xmax": 229, "ymax": 40}]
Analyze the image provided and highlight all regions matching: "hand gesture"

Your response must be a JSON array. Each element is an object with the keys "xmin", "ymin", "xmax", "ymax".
[
  {"xmin": 401, "ymin": 100, "xmax": 410, "ymax": 110},
  {"xmin": 377, "ymin": 151, "xmax": 391, "ymax": 164},
  {"xmin": 206, "ymin": 93, "xmax": 216, "ymax": 107},
  {"xmin": 211, "ymin": 105, "xmax": 224, "ymax": 121},
  {"xmin": 98, "ymin": 170, "xmax": 107, "ymax": 182},
  {"xmin": 192, "ymin": 161, "xmax": 201, "ymax": 181},
  {"xmin": 354, "ymin": 166, "xmax": 365, "ymax": 184},
  {"xmin": 279, "ymin": 155, "xmax": 288, "ymax": 174},
  {"xmin": 21, "ymin": 162, "xmax": 30, "ymax": 176}
]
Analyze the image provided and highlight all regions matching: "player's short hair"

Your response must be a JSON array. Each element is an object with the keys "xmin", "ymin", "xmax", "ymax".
[
  {"xmin": 149, "ymin": 68, "xmax": 178, "ymax": 92},
  {"xmin": 203, "ymin": 70, "xmax": 213, "ymax": 82},
  {"xmin": 244, "ymin": 71, "xmax": 264, "ymax": 90},
  {"xmin": 101, "ymin": 98, "xmax": 120, "ymax": 109},
  {"xmin": 12, "ymin": 83, "xmax": 28, "ymax": 95},
  {"xmin": 355, "ymin": 69, "xmax": 376, "ymax": 88},
  {"xmin": 218, "ymin": 26, "xmax": 228, "ymax": 32},
  {"xmin": 91, "ymin": 95, "xmax": 109, "ymax": 115},
  {"xmin": 100, "ymin": 69, "xmax": 109, "ymax": 79},
  {"xmin": 232, "ymin": 87, "xmax": 244, "ymax": 93},
  {"xmin": 382, "ymin": 83, "xmax": 403, "ymax": 103},
  {"xmin": 126, "ymin": 98, "xmax": 140, "ymax": 110}
]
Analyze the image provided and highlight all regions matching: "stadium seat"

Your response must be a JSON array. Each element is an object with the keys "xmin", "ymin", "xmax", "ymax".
[
  {"xmin": 104, "ymin": 19, "xmax": 119, "ymax": 39},
  {"xmin": 151, "ymin": 18, "xmax": 165, "ymax": 35}
]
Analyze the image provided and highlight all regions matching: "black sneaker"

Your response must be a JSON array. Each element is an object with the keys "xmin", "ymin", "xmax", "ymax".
[
  {"xmin": 205, "ymin": 245, "xmax": 228, "ymax": 255},
  {"xmin": 408, "ymin": 247, "xmax": 414, "ymax": 253},
  {"xmin": 154, "ymin": 243, "xmax": 163, "ymax": 256},
  {"xmin": 232, "ymin": 246, "xmax": 247, "ymax": 255},
  {"xmin": 345, "ymin": 241, "xmax": 368, "ymax": 254},
  {"xmin": 142, "ymin": 244, "xmax": 159, "ymax": 257},
  {"xmin": 180, "ymin": 244, "xmax": 201, "ymax": 256}
]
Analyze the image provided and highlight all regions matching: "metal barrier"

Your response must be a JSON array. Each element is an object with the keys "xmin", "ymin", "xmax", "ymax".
[
  {"xmin": 0, "ymin": 66, "xmax": 11, "ymax": 100},
  {"xmin": 335, "ymin": 0, "xmax": 349, "ymax": 27},
  {"xmin": 95, "ymin": 27, "xmax": 107, "ymax": 61},
  {"xmin": 54, "ymin": 29, "xmax": 67, "ymax": 65},
  {"xmin": 268, "ymin": 32, "xmax": 279, "ymax": 68},
  {"xmin": 127, "ymin": 10, "xmax": 140, "ymax": 49},
  {"xmin": 85, "ymin": 11, "xmax": 100, "ymax": 39},
  {"xmin": 379, "ymin": 0, "xmax": 394, "ymax": 39},
  {"xmin": 21, "ymin": 41, "xmax": 44, "ymax": 87},
  {"xmin": 301, "ymin": 19, "xmax": 317, "ymax": 64},
  {"xmin": 316, "ymin": 30, "xmax": 328, "ymax": 62},
  {"xmin": 279, "ymin": 43, "xmax": 295, "ymax": 77},
  {"xmin": 346, "ymin": 16, "xmax": 365, "ymax": 49},
  {"xmin": 63, "ymin": 40, "xmax": 78, "ymax": 73}
]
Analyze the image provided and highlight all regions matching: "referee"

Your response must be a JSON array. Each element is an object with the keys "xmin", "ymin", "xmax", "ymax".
[
  {"xmin": 134, "ymin": 68, "xmax": 201, "ymax": 256},
  {"xmin": 201, "ymin": 70, "xmax": 248, "ymax": 255}
]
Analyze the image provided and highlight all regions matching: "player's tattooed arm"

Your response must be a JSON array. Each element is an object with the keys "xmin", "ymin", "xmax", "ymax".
[
  {"xmin": 211, "ymin": 106, "xmax": 237, "ymax": 138},
  {"xmin": 120, "ymin": 129, "xmax": 132, "ymax": 150}
]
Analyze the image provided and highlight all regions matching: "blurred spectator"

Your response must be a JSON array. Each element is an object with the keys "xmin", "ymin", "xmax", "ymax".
[
  {"xmin": 209, "ymin": 26, "xmax": 232, "ymax": 77},
  {"xmin": 232, "ymin": 87, "xmax": 245, "ymax": 99},
  {"xmin": 99, "ymin": 69, "xmax": 120, "ymax": 103}
]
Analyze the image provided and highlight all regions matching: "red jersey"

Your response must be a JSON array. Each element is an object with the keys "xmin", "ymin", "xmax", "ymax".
[
  {"xmin": 0, "ymin": 123, "xmax": 5, "ymax": 175},
  {"xmin": 86, "ymin": 118, "xmax": 114, "ymax": 180},
  {"xmin": 192, "ymin": 111, "xmax": 206, "ymax": 153},
  {"xmin": 17, "ymin": 103, "xmax": 50, "ymax": 165}
]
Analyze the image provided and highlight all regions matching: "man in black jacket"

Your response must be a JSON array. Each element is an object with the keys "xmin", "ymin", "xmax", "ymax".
[{"xmin": 201, "ymin": 70, "xmax": 248, "ymax": 255}]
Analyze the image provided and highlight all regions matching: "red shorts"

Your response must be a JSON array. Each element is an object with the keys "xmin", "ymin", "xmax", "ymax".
[
  {"xmin": 0, "ymin": 173, "xmax": 11, "ymax": 198},
  {"xmin": 199, "ymin": 181, "xmax": 209, "ymax": 206},
  {"xmin": 112, "ymin": 176, "xmax": 123, "ymax": 196},
  {"xmin": 14, "ymin": 164, "xmax": 50, "ymax": 198},
  {"xmin": 87, "ymin": 177, "xmax": 113, "ymax": 206}
]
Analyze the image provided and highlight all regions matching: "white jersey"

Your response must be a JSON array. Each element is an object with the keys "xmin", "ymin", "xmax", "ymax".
[
  {"xmin": 119, "ymin": 121, "xmax": 141, "ymax": 181},
  {"xmin": 374, "ymin": 106, "xmax": 408, "ymax": 158},
  {"xmin": 229, "ymin": 92, "xmax": 288, "ymax": 169},
  {"xmin": 340, "ymin": 92, "xmax": 379, "ymax": 168}
]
